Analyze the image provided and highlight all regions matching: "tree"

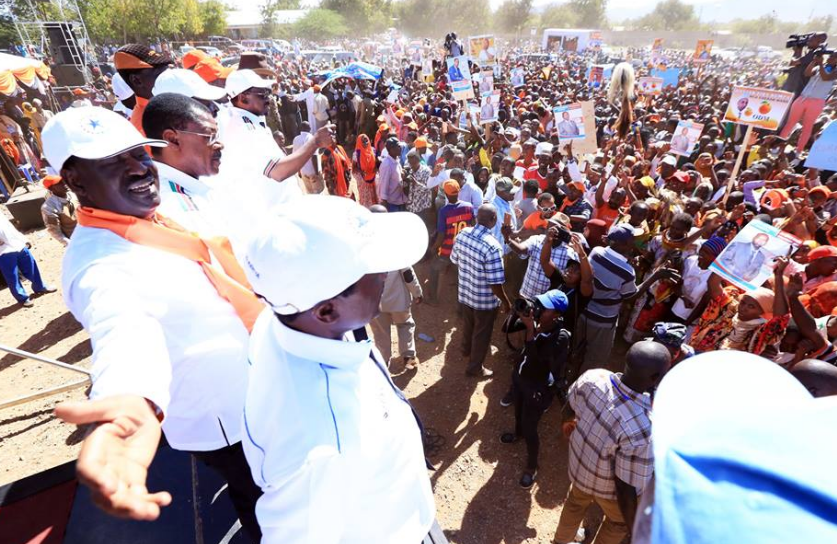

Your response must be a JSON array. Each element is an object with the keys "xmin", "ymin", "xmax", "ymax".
[
  {"xmin": 568, "ymin": 0, "xmax": 606, "ymax": 28},
  {"xmin": 630, "ymin": 0, "xmax": 698, "ymax": 31},
  {"xmin": 322, "ymin": 0, "xmax": 391, "ymax": 35},
  {"xmin": 181, "ymin": 0, "xmax": 204, "ymax": 38},
  {"xmin": 199, "ymin": 0, "xmax": 227, "ymax": 37},
  {"xmin": 292, "ymin": 8, "xmax": 348, "ymax": 41},
  {"xmin": 0, "ymin": 14, "xmax": 19, "ymax": 49},
  {"xmin": 260, "ymin": 0, "xmax": 301, "ymax": 38},
  {"xmin": 539, "ymin": 2, "xmax": 579, "ymax": 30},
  {"xmin": 494, "ymin": 0, "xmax": 533, "ymax": 36}
]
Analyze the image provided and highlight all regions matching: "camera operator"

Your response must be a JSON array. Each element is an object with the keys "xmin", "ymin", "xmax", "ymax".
[
  {"xmin": 780, "ymin": 45, "xmax": 837, "ymax": 152},
  {"xmin": 500, "ymin": 290, "xmax": 571, "ymax": 489},
  {"xmin": 539, "ymin": 227, "xmax": 594, "ymax": 338},
  {"xmin": 782, "ymin": 32, "xmax": 828, "ymax": 97}
]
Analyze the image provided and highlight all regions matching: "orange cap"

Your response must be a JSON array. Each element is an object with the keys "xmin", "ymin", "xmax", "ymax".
[
  {"xmin": 193, "ymin": 59, "xmax": 232, "ymax": 83},
  {"xmin": 42, "ymin": 175, "xmax": 61, "ymax": 189},
  {"xmin": 442, "ymin": 180, "xmax": 460, "ymax": 196},
  {"xmin": 182, "ymin": 49, "xmax": 208, "ymax": 70}
]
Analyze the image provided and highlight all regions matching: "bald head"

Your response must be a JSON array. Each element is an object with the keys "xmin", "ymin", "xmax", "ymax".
[
  {"xmin": 623, "ymin": 341, "xmax": 672, "ymax": 393},
  {"xmin": 790, "ymin": 359, "xmax": 837, "ymax": 398},
  {"xmin": 477, "ymin": 204, "xmax": 498, "ymax": 228},
  {"xmin": 369, "ymin": 204, "xmax": 388, "ymax": 214}
]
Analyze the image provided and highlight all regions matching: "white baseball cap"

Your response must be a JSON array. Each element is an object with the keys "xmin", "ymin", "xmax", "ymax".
[
  {"xmin": 661, "ymin": 154, "xmax": 678, "ymax": 167},
  {"xmin": 535, "ymin": 141, "xmax": 553, "ymax": 155},
  {"xmin": 111, "ymin": 72, "xmax": 134, "ymax": 101},
  {"xmin": 152, "ymin": 68, "xmax": 227, "ymax": 101},
  {"xmin": 42, "ymin": 106, "xmax": 166, "ymax": 171},
  {"xmin": 242, "ymin": 195, "xmax": 428, "ymax": 315},
  {"xmin": 225, "ymin": 69, "xmax": 273, "ymax": 99}
]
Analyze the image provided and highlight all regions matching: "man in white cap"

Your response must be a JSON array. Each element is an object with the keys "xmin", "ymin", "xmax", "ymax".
[
  {"xmin": 218, "ymin": 69, "xmax": 334, "ymax": 204},
  {"xmin": 42, "ymin": 106, "xmax": 264, "ymax": 542},
  {"xmin": 151, "ymin": 68, "xmax": 227, "ymax": 118},
  {"xmin": 240, "ymin": 195, "xmax": 436, "ymax": 543}
]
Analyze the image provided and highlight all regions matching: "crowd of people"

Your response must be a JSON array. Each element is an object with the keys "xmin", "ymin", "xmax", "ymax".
[{"xmin": 1, "ymin": 25, "xmax": 837, "ymax": 544}]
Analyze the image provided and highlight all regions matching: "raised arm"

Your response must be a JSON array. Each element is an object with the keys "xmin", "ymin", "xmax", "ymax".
[{"xmin": 267, "ymin": 125, "xmax": 335, "ymax": 182}]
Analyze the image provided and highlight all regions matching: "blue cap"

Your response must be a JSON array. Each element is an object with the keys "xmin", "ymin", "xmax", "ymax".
[
  {"xmin": 535, "ymin": 289, "xmax": 568, "ymax": 312},
  {"xmin": 607, "ymin": 223, "xmax": 636, "ymax": 243},
  {"xmin": 647, "ymin": 352, "xmax": 837, "ymax": 544}
]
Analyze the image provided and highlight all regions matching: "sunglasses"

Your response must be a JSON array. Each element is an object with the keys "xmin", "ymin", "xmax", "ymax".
[
  {"xmin": 246, "ymin": 89, "xmax": 271, "ymax": 98},
  {"xmin": 539, "ymin": 205, "xmax": 557, "ymax": 213},
  {"xmin": 177, "ymin": 129, "xmax": 221, "ymax": 146}
]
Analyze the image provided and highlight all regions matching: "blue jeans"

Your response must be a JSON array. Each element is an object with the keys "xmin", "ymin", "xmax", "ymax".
[
  {"xmin": 0, "ymin": 247, "xmax": 47, "ymax": 303},
  {"xmin": 385, "ymin": 203, "xmax": 406, "ymax": 212}
]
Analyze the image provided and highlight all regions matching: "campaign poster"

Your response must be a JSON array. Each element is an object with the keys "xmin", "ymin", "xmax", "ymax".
[
  {"xmin": 446, "ymin": 55, "xmax": 474, "ymax": 100},
  {"xmin": 638, "ymin": 76, "xmax": 664, "ymax": 95},
  {"xmin": 651, "ymin": 38, "xmax": 664, "ymax": 53},
  {"xmin": 479, "ymin": 91, "xmax": 500, "ymax": 124},
  {"xmin": 668, "ymin": 120, "xmax": 703, "ymax": 156},
  {"xmin": 408, "ymin": 45, "xmax": 422, "ymax": 67},
  {"xmin": 805, "ymin": 121, "xmax": 837, "ymax": 171},
  {"xmin": 588, "ymin": 65, "xmax": 604, "ymax": 88},
  {"xmin": 555, "ymin": 101, "xmax": 597, "ymax": 154},
  {"xmin": 651, "ymin": 67, "xmax": 680, "ymax": 88},
  {"xmin": 693, "ymin": 39, "xmax": 713, "ymax": 63},
  {"xmin": 421, "ymin": 55, "xmax": 434, "ymax": 80},
  {"xmin": 510, "ymin": 66, "xmax": 525, "ymax": 87},
  {"xmin": 468, "ymin": 34, "xmax": 497, "ymax": 66},
  {"xmin": 479, "ymin": 71, "xmax": 494, "ymax": 94},
  {"xmin": 723, "ymin": 86, "xmax": 794, "ymax": 131},
  {"xmin": 709, "ymin": 220, "xmax": 800, "ymax": 292},
  {"xmin": 589, "ymin": 31, "xmax": 603, "ymax": 51}
]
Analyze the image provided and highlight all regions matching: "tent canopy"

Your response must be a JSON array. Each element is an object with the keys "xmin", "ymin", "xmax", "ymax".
[
  {"xmin": 313, "ymin": 61, "xmax": 384, "ymax": 87},
  {"xmin": 0, "ymin": 53, "xmax": 51, "ymax": 96}
]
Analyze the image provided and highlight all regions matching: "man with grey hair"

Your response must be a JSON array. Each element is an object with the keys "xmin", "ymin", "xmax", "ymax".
[{"xmin": 451, "ymin": 203, "xmax": 511, "ymax": 377}]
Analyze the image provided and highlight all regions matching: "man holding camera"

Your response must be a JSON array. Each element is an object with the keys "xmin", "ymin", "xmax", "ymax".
[
  {"xmin": 780, "ymin": 42, "xmax": 837, "ymax": 152},
  {"xmin": 500, "ymin": 289, "xmax": 571, "ymax": 489},
  {"xmin": 782, "ymin": 32, "xmax": 828, "ymax": 97}
]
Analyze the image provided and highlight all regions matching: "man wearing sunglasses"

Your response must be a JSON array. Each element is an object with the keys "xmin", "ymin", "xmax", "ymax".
[{"xmin": 218, "ymin": 69, "xmax": 334, "ymax": 205}]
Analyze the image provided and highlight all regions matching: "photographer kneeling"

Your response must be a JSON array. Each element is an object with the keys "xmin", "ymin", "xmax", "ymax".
[{"xmin": 500, "ymin": 290, "xmax": 571, "ymax": 489}]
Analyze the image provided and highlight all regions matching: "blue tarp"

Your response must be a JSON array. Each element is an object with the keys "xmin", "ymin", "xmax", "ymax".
[{"xmin": 315, "ymin": 61, "xmax": 384, "ymax": 86}]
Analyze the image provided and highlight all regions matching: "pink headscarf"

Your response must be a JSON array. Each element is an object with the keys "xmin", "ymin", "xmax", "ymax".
[{"xmin": 747, "ymin": 287, "xmax": 775, "ymax": 319}]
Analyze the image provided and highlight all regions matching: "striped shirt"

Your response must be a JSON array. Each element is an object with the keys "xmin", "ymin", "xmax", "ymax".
[
  {"xmin": 450, "ymin": 224, "xmax": 506, "ymax": 310},
  {"xmin": 585, "ymin": 246, "xmax": 637, "ymax": 324},
  {"xmin": 812, "ymin": 316, "xmax": 837, "ymax": 365},
  {"xmin": 519, "ymin": 235, "xmax": 577, "ymax": 299},
  {"xmin": 568, "ymin": 369, "xmax": 654, "ymax": 500},
  {"xmin": 436, "ymin": 202, "xmax": 475, "ymax": 257}
]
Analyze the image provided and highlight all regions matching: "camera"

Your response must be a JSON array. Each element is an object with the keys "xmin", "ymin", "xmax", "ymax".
[
  {"xmin": 513, "ymin": 297, "xmax": 543, "ymax": 319},
  {"xmin": 786, "ymin": 33, "xmax": 814, "ymax": 49},
  {"xmin": 552, "ymin": 227, "xmax": 572, "ymax": 245},
  {"xmin": 813, "ymin": 47, "xmax": 837, "ymax": 57}
]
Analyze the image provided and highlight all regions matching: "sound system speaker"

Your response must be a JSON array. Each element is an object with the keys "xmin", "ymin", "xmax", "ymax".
[
  {"xmin": 5, "ymin": 187, "xmax": 47, "ymax": 231},
  {"xmin": 51, "ymin": 64, "xmax": 87, "ymax": 87},
  {"xmin": 45, "ymin": 22, "xmax": 82, "ymax": 65}
]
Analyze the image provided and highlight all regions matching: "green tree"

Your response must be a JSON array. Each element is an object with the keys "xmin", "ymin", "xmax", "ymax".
[
  {"xmin": 84, "ymin": 0, "xmax": 143, "ymax": 42},
  {"xmin": 260, "ymin": 0, "xmax": 301, "ymax": 38},
  {"xmin": 494, "ymin": 0, "xmax": 533, "ymax": 36},
  {"xmin": 322, "ymin": 0, "xmax": 391, "ymax": 35},
  {"xmin": 568, "ymin": 0, "xmax": 607, "ymax": 28},
  {"xmin": 631, "ymin": 0, "xmax": 698, "ymax": 31},
  {"xmin": 181, "ymin": 0, "xmax": 204, "ymax": 38},
  {"xmin": 292, "ymin": 8, "xmax": 348, "ymax": 41},
  {"xmin": 0, "ymin": 13, "xmax": 19, "ymax": 49},
  {"xmin": 198, "ymin": 0, "xmax": 227, "ymax": 37},
  {"xmin": 539, "ymin": 2, "xmax": 579, "ymax": 30}
]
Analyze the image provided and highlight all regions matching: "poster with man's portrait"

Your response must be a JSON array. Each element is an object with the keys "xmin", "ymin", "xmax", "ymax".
[
  {"xmin": 710, "ymin": 220, "xmax": 800, "ymax": 291},
  {"xmin": 693, "ymin": 39, "xmax": 713, "ymax": 63},
  {"xmin": 510, "ymin": 66, "xmax": 525, "ymax": 87},
  {"xmin": 468, "ymin": 34, "xmax": 497, "ymax": 66},
  {"xmin": 479, "ymin": 71, "xmax": 494, "ymax": 94},
  {"xmin": 479, "ymin": 91, "xmax": 500, "ymax": 124},
  {"xmin": 446, "ymin": 55, "xmax": 474, "ymax": 100},
  {"xmin": 669, "ymin": 120, "xmax": 704, "ymax": 156},
  {"xmin": 554, "ymin": 103, "xmax": 586, "ymax": 140}
]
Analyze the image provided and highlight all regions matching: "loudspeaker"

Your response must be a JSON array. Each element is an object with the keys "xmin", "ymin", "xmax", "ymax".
[
  {"xmin": 45, "ymin": 22, "xmax": 82, "ymax": 65},
  {"xmin": 5, "ymin": 187, "xmax": 47, "ymax": 231},
  {"xmin": 51, "ymin": 64, "xmax": 87, "ymax": 87}
]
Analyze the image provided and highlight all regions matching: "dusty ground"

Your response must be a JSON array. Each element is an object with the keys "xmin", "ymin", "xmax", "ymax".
[{"xmin": 0, "ymin": 220, "xmax": 629, "ymax": 544}]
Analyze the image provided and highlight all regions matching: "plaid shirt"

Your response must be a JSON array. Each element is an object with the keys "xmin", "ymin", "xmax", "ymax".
[
  {"xmin": 567, "ymin": 369, "xmax": 654, "ymax": 500},
  {"xmin": 450, "ymin": 224, "xmax": 506, "ymax": 310},
  {"xmin": 562, "ymin": 198, "xmax": 594, "ymax": 223},
  {"xmin": 519, "ymin": 235, "xmax": 577, "ymax": 299}
]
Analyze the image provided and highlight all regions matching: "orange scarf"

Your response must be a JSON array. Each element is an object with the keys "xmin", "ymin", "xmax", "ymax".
[
  {"xmin": 331, "ymin": 145, "xmax": 351, "ymax": 197},
  {"xmin": 77, "ymin": 207, "xmax": 263, "ymax": 332},
  {"xmin": 355, "ymin": 135, "xmax": 376, "ymax": 182}
]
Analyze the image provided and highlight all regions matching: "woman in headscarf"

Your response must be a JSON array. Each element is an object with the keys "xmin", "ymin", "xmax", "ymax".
[
  {"xmin": 353, "ymin": 133, "xmax": 378, "ymax": 207},
  {"xmin": 321, "ymin": 141, "xmax": 352, "ymax": 199},
  {"xmin": 691, "ymin": 258, "xmax": 790, "ymax": 355},
  {"xmin": 21, "ymin": 102, "xmax": 43, "ymax": 149}
]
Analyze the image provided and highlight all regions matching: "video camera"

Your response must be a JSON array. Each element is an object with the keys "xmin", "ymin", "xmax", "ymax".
[
  {"xmin": 513, "ymin": 297, "xmax": 543, "ymax": 319},
  {"xmin": 786, "ymin": 33, "xmax": 815, "ymax": 49},
  {"xmin": 813, "ymin": 47, "xmax": 837, "ymax": 57}
]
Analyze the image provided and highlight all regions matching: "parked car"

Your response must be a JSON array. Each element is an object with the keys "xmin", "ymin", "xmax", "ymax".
[
  {"xmin": 209, "ymin": 36, "xmax": 235, "ymax": 46},
  {"xmin": 196, "ymin": 46, "xmax": 223, "ymax": 58}
]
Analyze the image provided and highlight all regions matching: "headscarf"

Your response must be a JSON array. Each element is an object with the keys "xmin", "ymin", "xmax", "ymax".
[
  {"xmin": 652, "ymin": 322, "xmax": 688, "ymax": 348},
  {"xmin": 355, "ymin": 134, "xmax": 376, "ymax": 182},
  {"xmin": 800, "ymin": 281, "xmax": 837, "ymax": 318},
  {"xmin": 700, "ymin": 236, "xmax": 728, "ymax": 260},
  {"xmin": 329, "ymin": 144, "xmax": 352, "ymax": 198},
  {"xmin": 748, "ymin": 287, "xmax": 775, "ymax": 319}
]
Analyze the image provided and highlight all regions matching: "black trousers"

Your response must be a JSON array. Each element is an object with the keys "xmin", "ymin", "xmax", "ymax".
[
  {"xmin": 511, "ymin": 372, "xmax": 554, "ymax": 471},
  {"xmin": 191, "ymin": 442, "xmax": 263, "ymax": 543},
  {"xmin": 460, "ymin": 303, "xmax": 498, "ymax": 373}
]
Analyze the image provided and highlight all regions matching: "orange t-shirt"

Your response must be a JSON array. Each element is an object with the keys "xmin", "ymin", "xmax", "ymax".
[
  {"xmin": 523, "ymin": 212, "xmax": 547, "ymax": 231},
  {"xmin": 596, "ymin": 204, "xmax": 621, "ymax": 230},
  {"xmin": 130, "ymin": 96, "xmax": 148, "ymax": 136}
]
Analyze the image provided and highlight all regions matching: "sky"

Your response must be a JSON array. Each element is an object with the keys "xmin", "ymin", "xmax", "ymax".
[{"xmin": 228, "ymin": 0, "xmax": 837, "ymax": 23}]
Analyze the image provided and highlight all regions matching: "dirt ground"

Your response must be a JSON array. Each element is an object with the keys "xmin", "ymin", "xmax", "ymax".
[{"xmin": 0, "ymin": 220, "xmax": 629, "ymax": 544}]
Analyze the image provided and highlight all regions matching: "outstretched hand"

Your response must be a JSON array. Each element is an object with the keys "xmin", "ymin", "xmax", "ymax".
[{"xmin": 55, "ymin": 395, "xmax": 169, "ymax": 520}]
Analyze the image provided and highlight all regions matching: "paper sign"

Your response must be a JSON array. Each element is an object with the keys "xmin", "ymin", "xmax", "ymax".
[
  {"xmin": 709, "ymin": 220, "xmax": 800, "ymax": 292},
  {"xmin": 723, "ymin": 86, "xmax": 794, "ymax": 131},
  {"xmin": 588, "ymin": 66, "xmax": 604, "ymax": 88},
  {"xmin": 638, "ymin": 76, "xmax": 664, "ymax": 95},
  {"xmin": 589, "ymin": 31, "xmax": 603, "ymax": 51},
  {"xmin": 513, "ymin": 166, "xmax": 526, "ymax": 181},
  {"xmin": 805, "ymin": 122, "xmax": 837, "ymax": 171},
  {"xmin": 478, "ymin": 71, "xmax": 494, "ymax": 94},
  {"xmin": 669, "ymin": 120, "xmax": 704, "ymax": 156},
  {"xmin": 511, "ymin": 67, "xmax": 525, "ymax": 87},
  {"xmin": 479, "ymin": 91, "xmax": 500, "ymax": 124},
  {"xmin": 556, "ymin": 101, "xmax": 597, "ymax": 155},
  {"xmin": 651, "ymin": 38, "xmax": 664, "ymax": 53},
  {"xmin": 651, "ymin": 67, "xmax": 680, "ymax": 88},
  {"xmin": 468, "ymin": 35, "xmax": 497, "ymax": 66},
  {"xmin": 446, "ymin": 55, "xmax": 474, "ymax": 100},
  {"xmin": 693, "ymin": 40, "xmax": 713, "ymax": 63}
]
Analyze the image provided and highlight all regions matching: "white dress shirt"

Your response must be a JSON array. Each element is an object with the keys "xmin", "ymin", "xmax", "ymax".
[
  {"xmin": 242, "ymin": 311, "xmax": 435, "ymax": 543},
  {"xmin": 0, "ymin": 212, "xmax": 28, "ymax": 256},
  {"xmin": 217, "ymin": 106, "xmax": 301, "ymax": 206},
  {"xmin": 62, "ymin": 223, "xmax": 251, "ymax": 452},
  {"xmin": 292, "ymin": 131, "xmax": 316, "ymax": 177}
]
